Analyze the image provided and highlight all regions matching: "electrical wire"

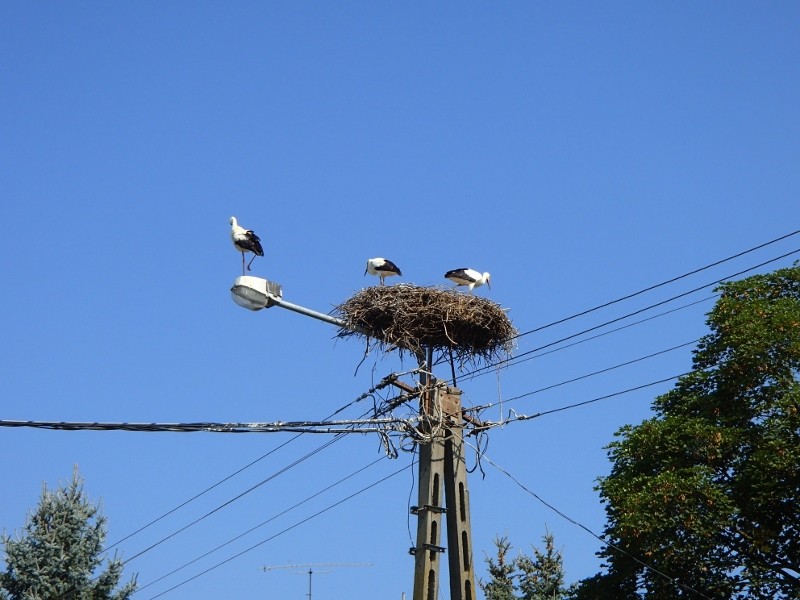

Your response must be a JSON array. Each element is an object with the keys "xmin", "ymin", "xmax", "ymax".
[
  {"xmin": 141, "ymin": 460, "xmax": 415, "ymax": 600},
  {"xmin": 510, "ymin": 228, "xmax": 800, "ymax": 342},
  {"xmin": 106, "ymin": 374, "xmax": 418, "ymax": 551},
  {"xmin": 472, "ymin": 446, "xmax": 714, "ymax": 600},
  {"xmin": 135, "ymin": 455, "xmax": 387, "ymax": 593},
  {"xmin": 473, "ymin": 296, "xmax": 715, "ymax": 378},
  {"xmin": 499, "ymin": 339, "xmax": 699, "ymax": 406},
  {"xmin": 465, "ymin": 247, "xmax": 800, "ymax": 381},
  {"xmin": 53, "ymin": 391, "xmax": 413, "ymax": 600},
  {"xmin": 127, "ymin": 376, "xmax": 424, "ymax": 596},
  {"xmin": 0, "ymin": 416, "xmax": 414, "ymax": 434},
  {"xmin": 116, "ymin": 381, "xmax": 422, "ymax": 582},
  {"xmin": 106, "ymin": 431, "xmax": 305, "ymax": 551},
  {"xmin": 129, "ymin": 388, "xmax": 424, "ymax": 595},
  {"xmin": 41, "ymin": 381, "xmax": 418, "ymax": 597},
  {"xmin": 406, "ymin": 445, "xmax": 418, "ymax": 548},
  {"xmin": 122, "ymin": 433, "xmax": 349, "ymax": 565},
  {"xmin": 468, "ymin": 372, "xmax": 692, "ymax": 425}
]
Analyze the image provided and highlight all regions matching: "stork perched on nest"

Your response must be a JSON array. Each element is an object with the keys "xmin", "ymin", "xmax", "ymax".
[
  {"xmin": 230, "ymin": 216, "xmax": 264, "ymax": 275},
  {"xmin": 445, "ymin": 268, "xmax": 491, "ymax": 292},
  {"xmin": 365, "ymin": 257, "xmax": 402, "ymax": 285}
]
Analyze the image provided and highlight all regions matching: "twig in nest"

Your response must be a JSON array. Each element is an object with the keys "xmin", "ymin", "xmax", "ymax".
[{"xmin": 334, "ymin": 284, "xmax": 516, "ymax": 370}]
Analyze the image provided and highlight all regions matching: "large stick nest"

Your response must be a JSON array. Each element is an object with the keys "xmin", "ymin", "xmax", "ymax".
[{"xmin": 334, "ymin": 284, "xmax": 516, "ymax": 366}]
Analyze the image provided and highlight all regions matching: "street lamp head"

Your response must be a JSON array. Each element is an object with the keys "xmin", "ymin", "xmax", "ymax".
[{"xmin": 230, "ymin": 276, "xmax": 282, "ymax": 311}]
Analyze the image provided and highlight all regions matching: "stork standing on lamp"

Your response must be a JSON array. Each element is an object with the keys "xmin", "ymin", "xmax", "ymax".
[{"xmin": 230, "ymin": 216, "xmax": 264, "ymax": 275}]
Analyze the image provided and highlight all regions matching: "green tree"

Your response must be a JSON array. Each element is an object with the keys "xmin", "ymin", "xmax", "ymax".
[
  {"xmin": 0, "ymin": 468, "xmax": 137, "ymax": 600},
  {"xmin": 481, "ymin": 533, "xmax": 574, "ymax": 600},
  {"xmin": 482, "ymin": 536, "xmax": 517, "ymax": 600},
  {"xmin": 573, "ymin": 264, "xmax": 800, "ymax": 599},
  {"xmin": 516, "ymin": 533, "xmax": 572, "ymax": 600}
]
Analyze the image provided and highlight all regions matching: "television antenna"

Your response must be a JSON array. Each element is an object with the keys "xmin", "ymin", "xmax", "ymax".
[{"xmin": 262, "ymin": 563, "xmax": 373, "ymax": 600}]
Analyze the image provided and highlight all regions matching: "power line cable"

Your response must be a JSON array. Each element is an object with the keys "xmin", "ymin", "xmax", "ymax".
[
  {"xmin": 94, "ymin": 387, "xmax": 415, "ymax": 599},
  {"xmin": 141, "ymin": 460, "xmax": 415, "ymax": 600},
  {"xmin": 510, "ymin": 228, "xmax": 800, "ymax": 342},
  {"xmin": 472, "ymin": 296, "xmax": 715, "ymax": 380},
  {"xmin": 107, "ymin": 432, "xmax": 302, "ymax": 551},
  {"xmin": 0, "ymin": 416, "xmax": 413, "ymax": 434},
  {"xmin": 57, "ymin": 411, "xmax": 393, "ymax": 599},
  {"xmin": 468, "ymin": 247, "xmax": 800, "ymax": 380},
  {"xmin": 123, "ymin": 432, "xmax": 348, "ymax": 565},
  {"xmin": 500, "ymin": 339, "xmax": 699, "ymax": 406},
  {"xmin": 136, "ymin": 455, "xmax": 387, "ymax": 593},
  {"xmin": 473, "ymin": 448, "xmax": 714, "ymax": 599},
  {"xmin": 107, "ymin": 373, "xmax": 415, "ymax": 551},
  {"xmin": 469, "ymin": 372, "xmax": 692, "ymax": 422},
  {"xmin": 118, "ymin": 380, "xmax": 419, "ymax": 574},
  {"xmin": 121, "ymin": 375, "xmax": 422, "ymax": 596},
  {"xmin": 55, "ymin": 385, "xmax": 419, "ymax": 600}
]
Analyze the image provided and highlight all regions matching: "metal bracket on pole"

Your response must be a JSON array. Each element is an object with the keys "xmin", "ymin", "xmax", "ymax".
[
  {"xmin": 409, "ymin": 543, "xmax": 446, "ymax": 555},
  {"xmin": 410, "ymin": 505, "xmax": 447, "ymax": 515}
]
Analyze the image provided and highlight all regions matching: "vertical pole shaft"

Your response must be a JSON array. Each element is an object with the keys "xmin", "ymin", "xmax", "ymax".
[
  {"xmin": 442, "ymin": 388, "xmax": 476, "ymax": 600},
  {"xmin": 412, "ymin": 350, "xmax": 445, "ymax": 600}
]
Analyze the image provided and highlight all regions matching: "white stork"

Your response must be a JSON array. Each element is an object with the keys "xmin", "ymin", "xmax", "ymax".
[
  {"xmin": 365, "ymin": 257, "xmax": 402, "ymax": 285},
  {"xmin": 230, "ymin": 216, "xmax": 264, "ymax": 275},
  {"xmin": 445, "ymin": 268, "xmax": 491, "ymax": 292}
]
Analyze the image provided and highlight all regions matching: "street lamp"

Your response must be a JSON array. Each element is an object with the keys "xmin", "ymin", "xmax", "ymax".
[
  {"xmin": 230, "ymin": 275, "xmax": 283, "ymax": 311},
  {"xmin": 230, "ymin": 275, "xmax": 369, "ymax": 333}
]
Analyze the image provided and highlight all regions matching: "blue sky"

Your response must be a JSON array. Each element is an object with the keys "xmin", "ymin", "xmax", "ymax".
[{"xmin": 1, "ymin": 3, "xmax": 798, "ymax": 599}]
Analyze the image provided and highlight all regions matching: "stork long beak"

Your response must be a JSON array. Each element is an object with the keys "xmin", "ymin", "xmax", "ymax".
[{"xmin": 486, "ymin": 280, "xmax": 491, "ymax": 290}]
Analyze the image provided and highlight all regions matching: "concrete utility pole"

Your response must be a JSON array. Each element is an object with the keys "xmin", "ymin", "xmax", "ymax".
[
  {"xmin": 410, "ymin": 372, "xmax": 476, "ymax": 600},
  {"xmin": 233, "ymin": 279, "xmax": 477, "ymax": 600}
]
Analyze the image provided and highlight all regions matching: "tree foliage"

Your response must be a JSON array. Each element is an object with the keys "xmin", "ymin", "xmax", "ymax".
[
  {"xmin": 0, "ymin": 468, "xmax": 137, "ymax": 600},
  {"xmin": 481, "ymin": 533, "xmax": 574, "ymax": 600},
  {"xmin": 482, "ymin": 537, "xmax": 517, "ymax": 600},
  {"xmin": 573, "ymin": 264, "xmax": 800, "ymax": 599}
]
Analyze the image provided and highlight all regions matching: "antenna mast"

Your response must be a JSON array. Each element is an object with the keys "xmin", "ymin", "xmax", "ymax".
[{"xmin": 262, "ymin": 563, "xmax": 373, "ymax": 600}]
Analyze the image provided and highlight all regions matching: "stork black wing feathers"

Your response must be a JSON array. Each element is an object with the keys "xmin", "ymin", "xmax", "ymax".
[{"xmin": 236, "ymin": 231, "xmax": 264, "ymax": 256}]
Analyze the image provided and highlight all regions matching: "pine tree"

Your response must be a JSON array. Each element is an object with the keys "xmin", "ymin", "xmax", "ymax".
[
  {"xmin": 481, "ymin": 533, "xmax": 574, "ymax": 600},
  {"xmin": 516, "ymin": 533, "xmax": 571, "ymax": 600},
  {"xmin": 0, "ymin": 468, "xmax": 136, "ymax": 600},
  {"xmin": 482, "ymin": 537, "xmax": 517, "ymax": 600}
]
